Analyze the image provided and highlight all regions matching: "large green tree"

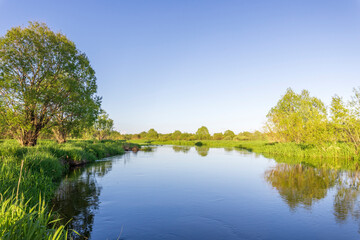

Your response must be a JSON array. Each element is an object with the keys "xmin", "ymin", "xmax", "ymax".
[
  {"xmin": 266, "ymin": 88, "xmax": 328, "ymax": 144},
  {"xmin": 330, "ymin": 89, "xmax": 360, "ymax": 152},
  {"xmin": 0, "ymin": 22, "xmax": 100, "ymax": 146}
]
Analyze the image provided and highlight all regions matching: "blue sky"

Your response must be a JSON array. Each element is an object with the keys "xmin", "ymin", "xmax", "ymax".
[{"xmin": 1, "ymin": 0, "xmax": 360, "ymax": 134}]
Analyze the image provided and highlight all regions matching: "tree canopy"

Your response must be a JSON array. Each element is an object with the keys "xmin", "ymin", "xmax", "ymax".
[
  {"xmin": 196, "ymin": 126, "xmax": 210, "ymax": 140},
  {"xmin": 266, "ymin": 88, "xmax": 327, "ymax": 144},
  {"xmin": 93, "ymin": 110, "xmax": 114, "ymax": 141},
  {"xmin": 0, "ymin": 22, "xmax": 100, "ymax": 145}
]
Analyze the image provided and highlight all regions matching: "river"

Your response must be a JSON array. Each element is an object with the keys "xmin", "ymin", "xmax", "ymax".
[{"xmin": 52, "ymin": 145, "xmax": 360, "ymax": 239}]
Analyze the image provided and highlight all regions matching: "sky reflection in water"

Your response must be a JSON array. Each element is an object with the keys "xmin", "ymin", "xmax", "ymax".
[{"xmin": 53, "ymin": 146, "xmax": 360, "ymax": 240}]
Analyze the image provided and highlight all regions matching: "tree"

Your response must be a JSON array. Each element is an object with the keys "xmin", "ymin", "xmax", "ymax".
[
  {"xmin": 146, "ymin": 128, "xmax": 158, "ymax": 139},
  {"xmin": 330, "ymin": 89, "xmax": 360, "ymax": 152},
  {"xmin": 223, "ymin": 130, "xmax": 235, "ymax": 140},
  {"xmin": 171, "ymin": 130, "xmax": 182, "ymax": 140},
  {"xmin": 212, "ymin": 132, "xmax": 224, "ymax": 140},
  {"xmin": 196, "ymin": 126, "xmax": 210, "ymax": 140},
  {"xmin": 93, "ymin": 111, "xmax": 114, "ymax": 141},
  {"xmin": 266, "ymin": 88, "xmax": 328, "ymax": 144},
  {"xmin": 51, "ymin": 92, "xmax": 100, "ymax": 143},
  {"xmin": 0, "ymin": 22, "xmax": 100, "ymax": 146},
  {"xmin": 330, "ymin": 95, "xmax": 349, "ymax": 142},
  {"xmin": 139, "ymin": 131, "xmax": 147, "ymax": 139}
]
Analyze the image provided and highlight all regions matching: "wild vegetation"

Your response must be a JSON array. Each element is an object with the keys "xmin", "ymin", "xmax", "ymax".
[
  {"xmin": 128, "ymin": 88, "xmax": 360, "ymax": 169},
  {"xmin": 0, "ymin": 22, "xmax": 132, "ymax": 239},
  {"xmin": 0, "ymin": 139, "xmax": 130, "ymax": 239}
]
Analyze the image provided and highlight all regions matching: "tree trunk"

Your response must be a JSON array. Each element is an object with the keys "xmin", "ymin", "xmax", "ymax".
[
  {"xmin": 52, "ymin": 128, "xmax": 67, "ymax": 144},
  {"xmin": 18, "ymin": 129, "xmax": 40, "ymax": 146}
]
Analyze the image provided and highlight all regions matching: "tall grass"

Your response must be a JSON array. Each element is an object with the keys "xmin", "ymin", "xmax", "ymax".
[
  {"xmin": 0, "ymin": 139, "xmax": 131, "ymax": 239},
  {"xmin": 0, "ymin": 194, "xmax": 68, "ymax": 240}
]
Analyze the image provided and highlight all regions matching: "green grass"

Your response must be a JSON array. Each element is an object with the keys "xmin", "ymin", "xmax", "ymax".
[
  {"xmin": 0, "ymin": 194, "xmax": 68, "ymax": 240},
  {"xmin": 237, "ymin": 141, "xmax": 360, "ymax": 170},
  {"xmin": 0, "ymin": 139, "xmax": 135, "ymax": 239}
]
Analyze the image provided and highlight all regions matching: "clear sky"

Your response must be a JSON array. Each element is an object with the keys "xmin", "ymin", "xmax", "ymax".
[{"xmin": 1, "ymin": 0, "xmax": 360, "ymax": 134}]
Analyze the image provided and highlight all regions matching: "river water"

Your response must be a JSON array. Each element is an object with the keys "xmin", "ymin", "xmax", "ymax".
[{"xmin": 52, "ymin": 146, "xmax": 360, "ymax": 240}]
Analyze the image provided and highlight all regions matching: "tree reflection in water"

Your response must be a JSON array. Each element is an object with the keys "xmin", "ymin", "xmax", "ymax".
[
  {"xmin": 223, "ymin": 147, "xmax": 234, "ymax": 152},
  {"xmin": 333, "ymin": 171, "xmax": 360, "ymax": 224},
  {"xmin": 265, "ymin": 164, "xmax": 338, "ymax": 210},
  {"xmin": 265, "ymin": 163, "xmax": 360, "ymax": 231},
  {"xmin": 52, "ymin": 160, "xmax": 113, "ymax": 240},
  {"xmin": 172, "ymin": 145, "xmax": 191, "ymax": 153},
  {"xmin": 195, "ymin": 146, "xmax": 209, "ymax": 157}
]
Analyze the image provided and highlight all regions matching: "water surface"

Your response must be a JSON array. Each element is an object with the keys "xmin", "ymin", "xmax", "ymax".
[{"xmin": 53, "ymin": 146, "xmax": 360, "ymax": 239}]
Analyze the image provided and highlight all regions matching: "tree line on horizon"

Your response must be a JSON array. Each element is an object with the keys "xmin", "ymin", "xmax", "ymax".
[{"xmin": 112, "ymin": 126, "xmax": 266, "ymax": 141}]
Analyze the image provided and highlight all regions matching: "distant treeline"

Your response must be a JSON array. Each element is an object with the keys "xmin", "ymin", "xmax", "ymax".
[{"xmin": 111, "ymin": 126, "xmax": 266, "ymax": 141}]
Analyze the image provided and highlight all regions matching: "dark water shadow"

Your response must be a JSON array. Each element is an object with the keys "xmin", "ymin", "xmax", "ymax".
[{"xmin": 52, "ymin": 158, "xmax": 115, "ymax": 239}]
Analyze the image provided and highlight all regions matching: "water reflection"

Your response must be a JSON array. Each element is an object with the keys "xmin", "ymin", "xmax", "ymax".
[
  {"xmin": 171, "ymin": 145, "xmax": 209, "ymax": 156},
  {"xmin": 52, "ymin": 147, "xmax": 360, "ymax": 239},
  {"xmin": 223, "ymin": 147, "xmax": 234, "ymax": 152},
  {"xmin": 52, "ymin": 160, "xmax": 114, "ymax": 239},
  {"xmin": 333, "ymin": 172, "xmax": 360, "ymax": 224},
  {"xmin": 195, "ymin": 146, "xmax": 210, "ymax": 157},
  {"xmin": 265, "ymin": 163, "xmax": 360, "ymax": 231},
  {"xmin": 265, "ymin": 164, "xmax": 338, "ymax": 210},
  {"xmin": 172, "ymin": 145, "xmax": 191, "ymax": 153}
]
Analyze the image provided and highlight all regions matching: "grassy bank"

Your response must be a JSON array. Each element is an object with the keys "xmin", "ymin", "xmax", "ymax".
[
  {"xmin": 0, "ymin": 139, "xmax": 134, "ymax": 239},
  {"xmin": 130, "ymin": 139, "xmax": 360, "ymax": 170},
  {"xmin": 237, "ymin": 141, "xmax": 360, "ymax": 170}
]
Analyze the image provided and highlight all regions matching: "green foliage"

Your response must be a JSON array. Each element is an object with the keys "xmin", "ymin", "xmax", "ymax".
[
  {"xmin": 223, "ymin": 130, "xmax": 235, "ymax": 140},
  {"xmin": 0, "ymin": 22, "xmax": 100, "ymax": 146},
  {"xmin": 0, "ymin": 139, "xmax": 126, "ymax": 238},
  {"xmin": 0, "ymin": 195, "xmax": 68, "ymax": 240},
  {"xmin": 330, "ymin": 89, "xmax": 360, "ymax": 152},
  {"xmin": 266, "ymin": 88, "xmax": 328, "ymax": 144},
  {"xmin": 196, "ymin": 126, "xmax": 211, "ymax": 140},
  {"xmin": 171, "ymin": 130, "xmax": 182, "ymax": 140},
  {"xmin": 92, "ymin": 110, "xmax": 114, "ymax": 141},
  {"xmin": 234, "ymin": 131, "xmax": 265, "ymax": 141},
  {"xmin": 212, "ymin": 133, "xmax": 224, "ymax": 140},
  {"xmin": 146, "ymin": 128, "xmax": 159, "ymax": 139}
]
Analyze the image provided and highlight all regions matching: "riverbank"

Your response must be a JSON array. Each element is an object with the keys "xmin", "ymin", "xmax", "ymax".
[
  {"xmin": 129, "ymin": 140, "xmax": 360, "ymax": 170},
  {"xmin": 0, "ymin": 139, "xmax": 138, "ymax": 239}
]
